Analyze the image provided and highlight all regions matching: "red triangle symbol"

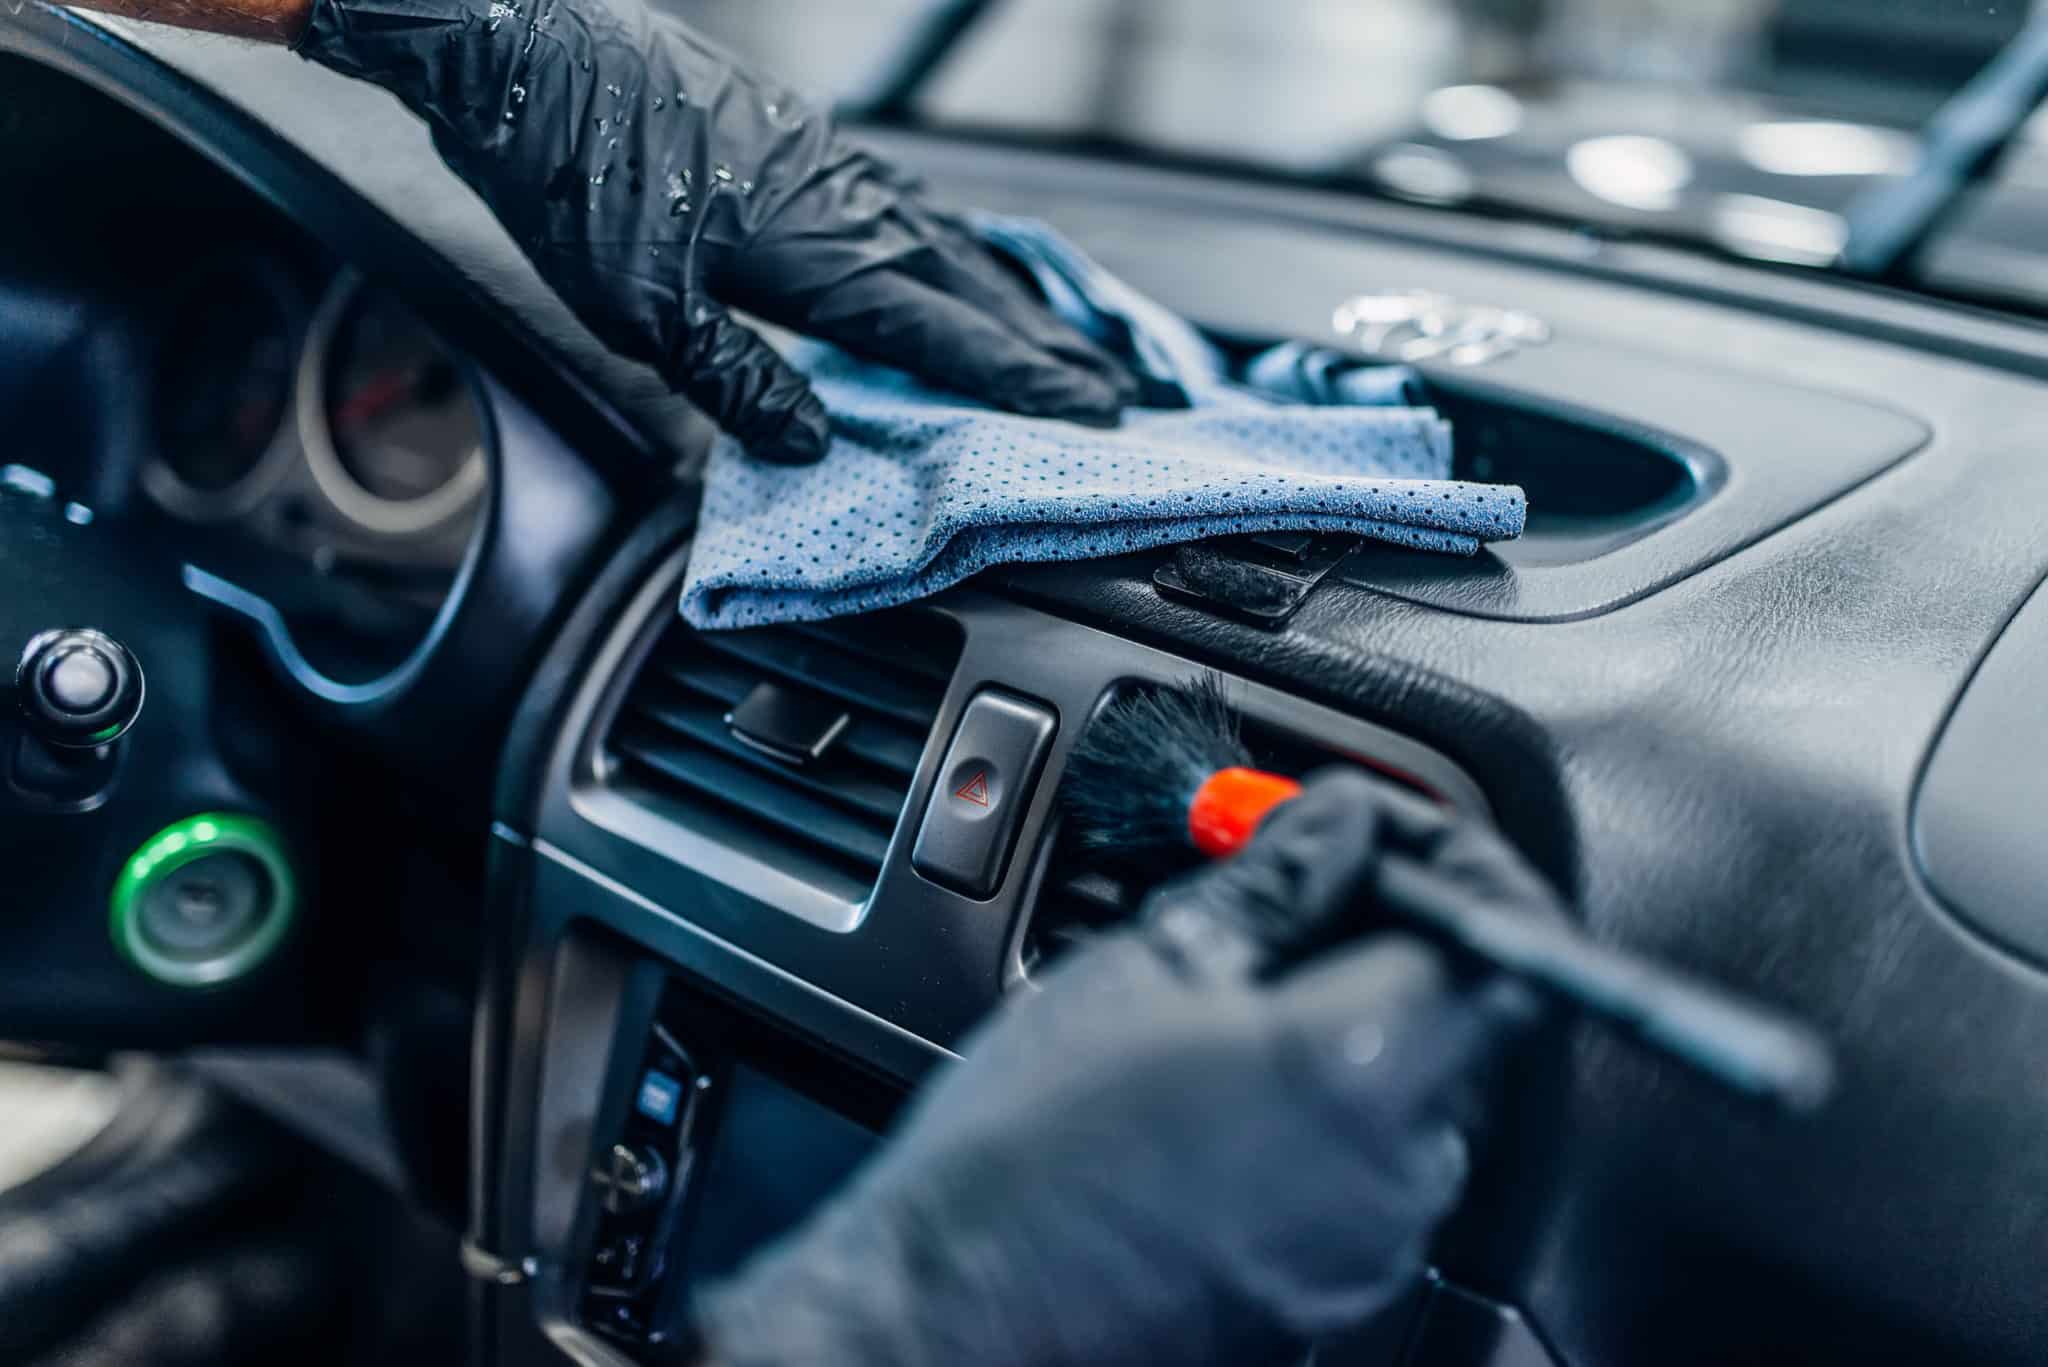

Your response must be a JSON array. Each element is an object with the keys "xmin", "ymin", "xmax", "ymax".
[{"xmin": 954, "ymin": 771, "xmax": 990, "ymax": 807}]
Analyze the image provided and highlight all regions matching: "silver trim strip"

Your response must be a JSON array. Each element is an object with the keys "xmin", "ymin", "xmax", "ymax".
[{"xmin": 531, "ymin": 837, "xmax": 957, "ymax": 1065}]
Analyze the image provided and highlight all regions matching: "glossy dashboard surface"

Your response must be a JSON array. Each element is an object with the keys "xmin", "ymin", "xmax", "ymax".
[{"xmin": 10, "ymin": 8, "xmax": 2048, "ymax": 1366}]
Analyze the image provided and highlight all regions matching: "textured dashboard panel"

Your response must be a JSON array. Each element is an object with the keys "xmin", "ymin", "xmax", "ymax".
[
  {"xmin": 1914, "ymin": 573, "xmax": 2048, "ymax": 968},
  {"xmin": 1336, "ymin": 342, "xmax": 1927, "ymax": 619},
  {"xmin": 888, "ymin": 143, "xmax": 1933, "ymax": 622}
]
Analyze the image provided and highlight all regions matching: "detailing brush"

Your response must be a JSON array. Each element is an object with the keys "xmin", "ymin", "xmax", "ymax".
[{"xmin": 1061, "ymin": 676, "xmax": 1836, "ymax": 1114}]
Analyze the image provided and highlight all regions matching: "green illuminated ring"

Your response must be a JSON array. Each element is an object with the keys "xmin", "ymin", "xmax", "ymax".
[{"xmin": 109, "ymin": 813, "xmax": 297, "ymax": 988}]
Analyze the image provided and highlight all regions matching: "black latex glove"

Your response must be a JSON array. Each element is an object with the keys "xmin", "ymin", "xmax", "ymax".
[
  {"xmin": 694, "ymin": 772, "xmax": 1560, "ymax": 1367},
  {"xmin": 297, "ymin": 0, "xmax": 1136, "ymax": 463}
]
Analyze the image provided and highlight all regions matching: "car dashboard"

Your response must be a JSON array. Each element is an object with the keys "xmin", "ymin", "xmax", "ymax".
[{"xmin": 7, "ymin": 7, "xmax": 2048, "ymax": 1367}]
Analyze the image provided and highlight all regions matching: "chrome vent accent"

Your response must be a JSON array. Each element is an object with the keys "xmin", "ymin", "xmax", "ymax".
[{"xmin": 604, "ymin": 611, "xmax": 963, "ymax": 894}]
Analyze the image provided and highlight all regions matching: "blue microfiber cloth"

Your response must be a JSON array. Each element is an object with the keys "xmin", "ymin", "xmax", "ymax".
[{"xmin": 679, "ymin": 217, "xmax": 1525, "ymax": 630}]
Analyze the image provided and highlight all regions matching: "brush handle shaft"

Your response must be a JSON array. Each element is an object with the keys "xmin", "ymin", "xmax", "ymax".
[{"xmin": 1377, "ymin": 857, "xmax": 1834, "ymax": 1112}]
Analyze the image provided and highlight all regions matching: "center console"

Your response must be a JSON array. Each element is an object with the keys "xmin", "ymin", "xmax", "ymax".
[{"xmin": 573, "ymin": 976, "xmax": 898, "ymax": 1350}]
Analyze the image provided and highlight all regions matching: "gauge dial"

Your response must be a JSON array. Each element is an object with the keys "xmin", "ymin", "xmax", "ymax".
[
  {"xmin": 302, "ymin": 273, "xmax": 487, "ymax": 537},
  {"xmin": 326, "ymin": 290, "xmax": 481, "ymax": 501},
  {"xmin": 146, "ymin": 263, "xmax": 301, "ymax": 515}
]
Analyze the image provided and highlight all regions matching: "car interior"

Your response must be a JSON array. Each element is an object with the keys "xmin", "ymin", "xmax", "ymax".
[{"xmin": 5, "ymin": 1, "xmax": 2048, "ymax": 1364}]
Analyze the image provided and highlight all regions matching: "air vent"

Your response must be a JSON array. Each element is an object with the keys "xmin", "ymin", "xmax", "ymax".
[
  {"xmin": 1022, "ymin": 686, "xmax": 1463, "ymax": 975},
  {"xmin": 603, "ymin": 610, "xmax": 963, "ymax": 896}
]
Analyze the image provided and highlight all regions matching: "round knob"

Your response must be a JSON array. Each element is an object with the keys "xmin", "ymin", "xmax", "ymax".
[
  {"xmin": 591, "ymin": 1142, "xmax": 669, "ymax": 1216},
  {"xmin": 16, "ymin": 628, "xmax": 145, "ymax": 749}
]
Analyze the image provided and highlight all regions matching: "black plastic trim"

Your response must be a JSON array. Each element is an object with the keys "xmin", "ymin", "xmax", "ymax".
[{"xmin": 527, "ymin": 535, "xmax": 1491, "ymax": 1047}]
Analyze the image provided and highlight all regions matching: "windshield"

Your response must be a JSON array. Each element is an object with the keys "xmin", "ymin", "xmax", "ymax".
[{"xmin": 681, "ymin": 0, "xmax": 2048, "ymax": 314}]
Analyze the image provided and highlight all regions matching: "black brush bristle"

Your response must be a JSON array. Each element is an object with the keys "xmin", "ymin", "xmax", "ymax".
[{"xmin": 1061, "ymin": 674, "xmax": 1253, "ymax": 863}]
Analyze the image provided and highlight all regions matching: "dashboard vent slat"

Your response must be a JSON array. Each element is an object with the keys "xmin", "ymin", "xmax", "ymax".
[
  {"xmin": 788, "ymin": 617, "xmax": 960, "ymax": 687},
  {"xmin": 611, "ymin": 727, "xmax": 895, "ymax": 871},
  {"xmin": 627, "ymin": 695, "xmax": 908, "ymax": 825},
  {"xmin": 656, "ymin": 662, "xmax": 927, "ymax": 781},
  {"xmin": 603, "ymin": 609, "xmax": 963, "ymax": 892},
  {"xmin": 700, "ymin": 630, "xmax": 943, "ymax": 729},
  {"xmin": 660, "ymin": 656, "xmax": 758, "ymax": 707}
]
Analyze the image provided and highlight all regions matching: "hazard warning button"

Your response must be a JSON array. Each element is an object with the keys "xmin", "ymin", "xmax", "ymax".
[{"xmin": 911, "ymin": 690, "xmax": 1057, "ymax": 899}]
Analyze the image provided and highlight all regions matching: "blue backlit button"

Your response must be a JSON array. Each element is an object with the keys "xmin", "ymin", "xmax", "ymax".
[{"xmin": 636, "ymin": 1069, "xmax": 683, "ymax": 1126}]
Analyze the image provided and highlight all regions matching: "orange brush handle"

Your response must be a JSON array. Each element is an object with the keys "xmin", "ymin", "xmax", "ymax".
[{"xmin": 1188, "ymin": 768, "xmax": 1303, "ymax": 858}]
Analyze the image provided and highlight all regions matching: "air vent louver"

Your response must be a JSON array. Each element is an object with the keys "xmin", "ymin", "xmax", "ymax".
[
  {"xmin": 1023, "ymin": 687, "xmax": 1458, "ymax": 974},
  {"xmin": 604, "ymin": 610, "xmax": 963, "ymax": 894}
]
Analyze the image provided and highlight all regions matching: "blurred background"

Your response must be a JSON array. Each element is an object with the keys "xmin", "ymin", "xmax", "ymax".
[{"xmin": 675, "ymin": 0, "xmax": 2048, "ymax": 312}]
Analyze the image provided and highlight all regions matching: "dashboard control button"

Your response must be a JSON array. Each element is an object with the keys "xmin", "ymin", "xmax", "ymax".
[
  {"xmin": 43, "ymin": 649, "xmax": 114, "ymax": 713},
  {"xmin": 16, "ymin": 628, "xmax": 145, "ymax": 748},
  {"xmin": 911, "ymin": 691, "xmax": 1057, "ymax": 899},
  {"xmin": 636, "ymin": 1069, "xmax": 684, "ymax": 1126},
  {"xmin": 109, "ymin": 814, "xmax": 298, "ymax": 987},
  {"xmin": 592, "ymin": 1143, "xmax": 669, "ymax": 1216},
  {"xmin": 589, "ymin": 1233, "xmax": 647, "ymax": 1293}
]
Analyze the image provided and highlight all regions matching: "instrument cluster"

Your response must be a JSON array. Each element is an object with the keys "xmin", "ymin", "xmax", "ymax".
[
  {"xmin": 144, "ymin": 260, "xmax": 487, "ymax": 551},
  {"xmin": 142, "ymin": 260, "xmax": 491, "ymax": 689}
]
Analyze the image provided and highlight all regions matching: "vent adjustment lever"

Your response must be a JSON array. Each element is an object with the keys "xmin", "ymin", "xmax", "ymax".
[{"xmin": 725, "ymin": 681, "xmax": 851, "ymax": 766}]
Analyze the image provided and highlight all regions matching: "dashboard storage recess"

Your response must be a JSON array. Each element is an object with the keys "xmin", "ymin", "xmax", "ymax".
[
  {"xmin": 1422, "ymin": 374, "xmax": 1707, "ymax": 566},
  {"xmin": 902, "ymin": 145, "xmax": 1933, "ymax": 624},
  {"xmin": 1336, "ymin": 345, "xmax": 1929, "ymax": 620}
]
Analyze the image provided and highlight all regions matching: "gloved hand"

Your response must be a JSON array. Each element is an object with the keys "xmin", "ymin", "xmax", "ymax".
[
  {"xmin": 297, "ymin": 0, "xmax": 1136, "ymax": 463},
  {"xmin": 694, "ymin": 771, "xmax": 1561, "ymax": 1367}
]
